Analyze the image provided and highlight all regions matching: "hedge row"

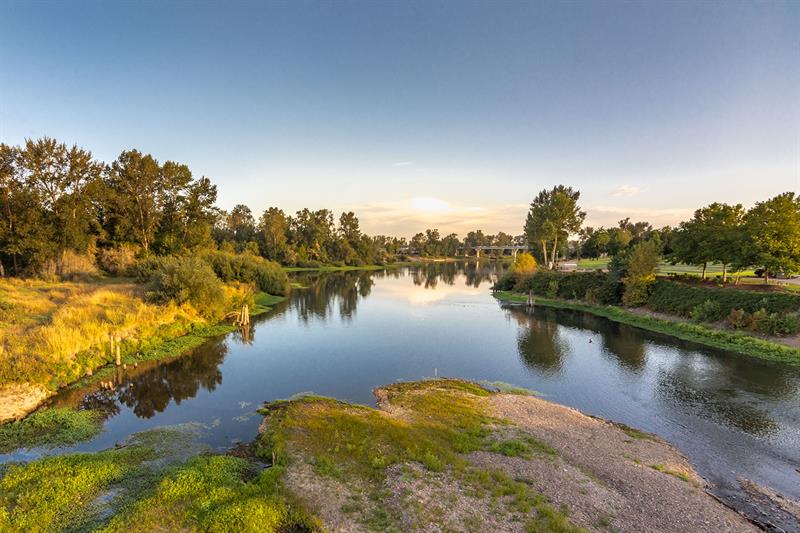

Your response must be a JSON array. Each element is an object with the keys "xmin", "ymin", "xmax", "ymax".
[
  {"xmin": 647, "ymin": 280, "xmax": 800, "ymax": 318},
  {"xmin": 497, "ymin": 271, "xmax": 623, "ymax": 305}
]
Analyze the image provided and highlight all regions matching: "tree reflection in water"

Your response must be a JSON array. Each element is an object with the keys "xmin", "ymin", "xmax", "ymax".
[
  {"xmin": 506, "ymin": 307, "xmax": 568, "ymax": 374},
  {"xmin": 505, "ymin": 303, "xmax": 792, "ymax": 438},
  {"xmin": 291, "ymin": 271, "xmax": 374, "ymax": 323},
  {"xmin": 408, "ymin": 261, "xmax": 507, "ymax": 290},
  {"xmin": 61, "ymin": 337, "xmax": 230, "ymax": 420}
]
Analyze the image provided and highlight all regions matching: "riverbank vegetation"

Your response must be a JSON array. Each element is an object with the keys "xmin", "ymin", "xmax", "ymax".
[
  {"xmin": 0, "ymin": 262, "xmax": 288, "ymax": 422},
  {"xmin": 505, "ymin": 185, "xmax": 800, "ymax": 359},
  {"xmin": 495, "ymin": 257, "xmax": 800, "ymax": 362},
  {"xmin": 525, "ymin": 186, "xmax": 799, "ymax": 288},
  {"xmin": 0, "ymin": 379, "xmax": 755, "ymax": 531},
  {"xmin": 0, "ymin": 407, "xmax": 102, "ymax": 453}
]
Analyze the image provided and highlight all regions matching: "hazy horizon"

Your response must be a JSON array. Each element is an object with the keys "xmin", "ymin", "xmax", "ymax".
[{"xmin": 1, "ymin": 1, "xmax": 798, "ymax": 237}]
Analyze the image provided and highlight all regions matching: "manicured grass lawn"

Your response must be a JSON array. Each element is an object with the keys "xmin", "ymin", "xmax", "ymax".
[{"xmin": 577, "ymin": 258, "xmax": 757, "ymax": 278}]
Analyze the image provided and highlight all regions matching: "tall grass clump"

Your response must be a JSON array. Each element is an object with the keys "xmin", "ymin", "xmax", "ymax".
[
  {"xmin": 96, "ymin": 244, "xmax": 140, "ymax": 276},
  {"xmin": 0, "ymin": 278, "xmax": 205, "ymax": 387}
]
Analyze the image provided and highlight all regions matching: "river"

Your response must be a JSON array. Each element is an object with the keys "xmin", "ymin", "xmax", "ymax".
[{"xmin": 3, "ymin": 263, "xmax": 799, "ymax": 523}]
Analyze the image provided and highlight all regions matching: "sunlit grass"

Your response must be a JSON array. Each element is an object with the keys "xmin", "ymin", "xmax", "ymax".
[
  {"xmin": 0, "ymin": 381, "xmax": 581, "ymax": 531},
  {"xmin": 0, "ymin": 426, "xmax": 316, "ymax": 533},
  {"xmin": 257, "ymin": 379, "xmax": 582, "ymax": 532},
  {"xmin": 0, "ymin": 278, "xmax": 257, "ymax": 389}
]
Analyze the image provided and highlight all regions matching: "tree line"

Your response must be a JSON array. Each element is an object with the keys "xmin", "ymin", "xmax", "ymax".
[
  {"xmin": 523, "ymin": 185, "xmax": 800, "ymax": 282},
  {"xmin": 0, "ymin": 137, "xmax": 517, "ymax": 277}
]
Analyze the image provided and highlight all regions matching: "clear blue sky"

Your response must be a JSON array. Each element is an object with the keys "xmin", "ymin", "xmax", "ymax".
[{"xmin": 1, "ymin": 0, "xmax": 798, "ymax": 237}]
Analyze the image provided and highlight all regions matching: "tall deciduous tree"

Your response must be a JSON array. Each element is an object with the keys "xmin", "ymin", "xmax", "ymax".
[
  {"xmin": 742, "ymin": 193, "xmax": 800, "ymax": 283},
  {"xmin": 524, "ymin": 185, "xmax": 585, "ymax": 268},
  {"xmin": 105, "ymin": 150, "xmax": 163, "ymax": 253},
  {"xmin": 0, "ymin": 144, "xmax": 54, "ymax": 275},
  {"xmin": 671, "ymin": 202, "xmax": 745, "ymax": 280},
  {"xmin": 258, "ymin": 207, "xmax": 290, "ymax": 262}
]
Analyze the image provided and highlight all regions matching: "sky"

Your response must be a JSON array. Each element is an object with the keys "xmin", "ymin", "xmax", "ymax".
[{"xmin": 1, "ymin": 0, "xmax": 798, "ymax": 238}]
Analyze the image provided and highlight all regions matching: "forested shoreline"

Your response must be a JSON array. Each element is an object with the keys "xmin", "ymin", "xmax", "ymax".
[{"xmin": 0, "ymin": 137, "xmax": 524, "ymax": 279}]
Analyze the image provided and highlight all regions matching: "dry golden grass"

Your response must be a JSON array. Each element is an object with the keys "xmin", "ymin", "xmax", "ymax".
[{"xmin": 0, "ymin": 278, "xmax": 252, "ymax": 389}]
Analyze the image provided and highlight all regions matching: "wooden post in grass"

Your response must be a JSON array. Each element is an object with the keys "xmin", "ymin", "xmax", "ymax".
[{"xmin": 115, "ymin": 344, "xmax": 121, "ymax": 366}]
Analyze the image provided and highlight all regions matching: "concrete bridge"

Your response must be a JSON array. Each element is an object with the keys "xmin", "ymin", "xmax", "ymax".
[{"xmin": 462, "ymin": 245, "xmax": 529, "ymax": 259}]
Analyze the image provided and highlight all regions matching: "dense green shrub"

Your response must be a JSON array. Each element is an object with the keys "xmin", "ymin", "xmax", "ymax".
[
  {"xmin": 725, "ymin": 307, "xmax": 799, "ymax": 336},
  {"xmin": 492, "ymin": 271, "xmax": 520, "ymax": 291},
  {"xmin": 516, "ymin": 271, "xmax": 622, "ymax": 305},
  {"xmin": 203, "ymin": 251, "xmax": 290, "ymax": 296},
  {"xmin": 758, "ymin": 313, "xmax": 799, "ymax": 336},
  {"xmin": 690, "ymin": 300, "xmax": 724, "ymax": 322},
  {"xmin": 145, "ymin": 256, "xmax": 226, "ymax": 319},
  {"xmin": 133, "ymin": 256, "xmax": 165, "ymax": 282},
  {"xmin": 622, "ymin": 279, "xmax": 653, "ymax": 307},
  {"xmin": 647, "ymin": 280, "xmax": 800, "ymax": 318}
]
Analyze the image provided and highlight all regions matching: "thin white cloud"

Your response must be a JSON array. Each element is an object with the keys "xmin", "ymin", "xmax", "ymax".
[
  {"xmin": 586, "ymin": 205, "xmax": 694, "ymax": 228},
  {"xmin": 392, "ymin": 161, "xmax": 413, "ymax": 167},
  {"xmin": 611, "ymin": 185, "xmax": 642, "ymax": 197},
  {"xmin": 349, "ymin": 199, "xmax": 526, "ymax": 237}
]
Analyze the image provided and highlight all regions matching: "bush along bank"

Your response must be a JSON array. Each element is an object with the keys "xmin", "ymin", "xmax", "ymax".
[{"xmin": 494, "ymin": 270, "xmax": 800, "ymax": 364}]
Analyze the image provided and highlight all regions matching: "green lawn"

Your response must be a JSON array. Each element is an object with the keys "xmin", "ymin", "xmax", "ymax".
[{"xmin": 576, "ymin": 258, "xmax": 756, "ymax": 278}]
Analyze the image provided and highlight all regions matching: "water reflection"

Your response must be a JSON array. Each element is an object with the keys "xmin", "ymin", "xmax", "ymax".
[
  {"xmin": 292, "ymin": 271, "xmax": 374, "ymax": 322},
  {"xmin": 508, "ymin": 307, "xmax": 568, "ymax": 374},
  {"xmin": 407, "ymin": 261, "xmax": 508, "ymax": 290},
  {"xmin": 656, "ymin": 359, "xmax": 780, "ymax": 436},
  {"xmin": 52, "ymin": 337, "xmax": 229, "ymax": 420},
  {"xmin": 26, "ymin": 262, "xmax": 799, "ymax": 509}
]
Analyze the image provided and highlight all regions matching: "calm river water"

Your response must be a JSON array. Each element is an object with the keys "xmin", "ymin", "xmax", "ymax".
[{"xmin": 3, "ymin": 263, "xmax": 799, "ymax": 519}]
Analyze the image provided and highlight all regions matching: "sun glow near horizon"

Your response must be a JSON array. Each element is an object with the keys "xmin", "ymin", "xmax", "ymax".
[{"xmin": 410, "ymin": 197, "xmax": 452, "ymax": 213}]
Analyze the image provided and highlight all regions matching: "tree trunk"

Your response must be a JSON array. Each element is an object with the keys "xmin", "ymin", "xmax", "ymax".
[
  {"xmin": 722, "ymin": 264, "xmax": 727, "ymax": 283},
  {"xmin": 702, "ymin": 262, "xmax": 707, "ymax": 280},
  {"xmin": 551, "ymin": 236, "xmax": 558, "ymax": 270},
  {"xmin": 540, "ymin": 241, "xmax": 548, "ymax": 266},
  {"xmin": 764, "ymin": 269, "xmax": 769, "ymax": 285}
]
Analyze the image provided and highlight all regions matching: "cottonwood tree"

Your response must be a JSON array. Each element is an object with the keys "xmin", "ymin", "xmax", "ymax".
[
  {"xmin": 671, "ymin": 202, "xmax": 745, "ymax": 280},
  {"xmin": 258, "ymin": 207, "xmax": 290, "ymax": 262},
  {"xmin": 18, "ymin": 138, "xmax": 104, "ymax": 255},
  {"xmin": 524, "ymin": 185, "xmax": 585, "ymax": 268},
  {"xmin": 742, "ymin": 193, "xmax": 800, "ymax": 283},
  {"xmin": 0, "ymin": 144, "xmax": 53, "ymax": 274},
  {"xmin": 105, "ymin": 150, "xmax": 163, "ymax": 253}
]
